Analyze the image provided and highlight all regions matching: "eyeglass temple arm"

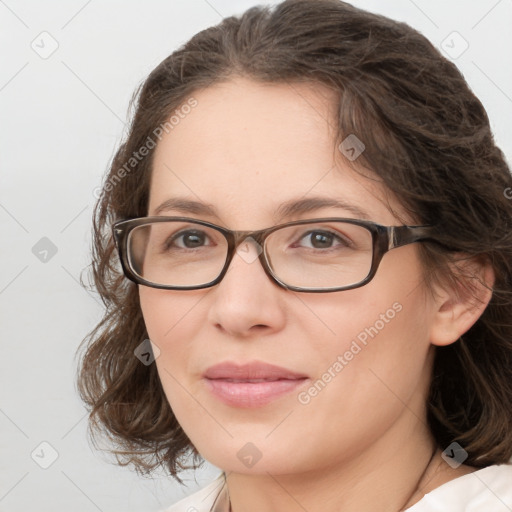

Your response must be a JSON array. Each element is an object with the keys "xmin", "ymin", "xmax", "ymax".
[{"xmin": 388, "ymin": 225, "xmax": 437, "ymax": 250}]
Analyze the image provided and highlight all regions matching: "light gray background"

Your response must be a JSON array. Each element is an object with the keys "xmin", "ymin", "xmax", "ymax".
[{"xmin": 1, "ymin": 0, "xmax": 511, "ymax": 511}]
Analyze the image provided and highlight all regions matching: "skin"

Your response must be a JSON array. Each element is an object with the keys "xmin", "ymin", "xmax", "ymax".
[{"xmin": 139, "ymin": 77, "xmax": 494, "ymax": 512}]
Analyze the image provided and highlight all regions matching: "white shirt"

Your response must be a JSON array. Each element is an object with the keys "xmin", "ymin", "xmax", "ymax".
[{"xmin": 162, "ymin": 464, "xmax": 512, "ymax": 512}]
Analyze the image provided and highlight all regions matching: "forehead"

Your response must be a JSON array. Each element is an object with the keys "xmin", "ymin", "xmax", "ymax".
[
  {"xmin": 149, "ymin": 77, "xmax": 404, "ymax": 226},
  {"xmin": 153, "ymin": 76, "xmax": 339, "ymax": 168}
]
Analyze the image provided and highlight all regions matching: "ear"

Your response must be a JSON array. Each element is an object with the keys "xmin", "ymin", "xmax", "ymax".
[{"xmin": 429, "ymin": 256, "xmax": 495, "ymax": 347}]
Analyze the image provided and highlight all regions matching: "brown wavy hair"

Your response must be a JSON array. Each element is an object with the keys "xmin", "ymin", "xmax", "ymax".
[{"xmin": 77, "ymin": 0, "xmax": 512, "ymax": 479}]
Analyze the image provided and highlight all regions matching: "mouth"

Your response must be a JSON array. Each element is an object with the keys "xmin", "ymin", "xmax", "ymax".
[{"xmin": 203, "ymin": 361, "xmax": 309, "ymax": 408}]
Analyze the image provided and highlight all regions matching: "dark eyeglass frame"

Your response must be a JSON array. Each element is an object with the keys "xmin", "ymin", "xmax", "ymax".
[{"xmin": 113, "ymin": 216, "xmax": 437, "ymax": 293}]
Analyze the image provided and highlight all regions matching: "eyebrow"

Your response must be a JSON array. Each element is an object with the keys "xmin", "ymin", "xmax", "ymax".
[{"xmin": 152, "ymin": 196, "xmax": 372, "ymax": 222}]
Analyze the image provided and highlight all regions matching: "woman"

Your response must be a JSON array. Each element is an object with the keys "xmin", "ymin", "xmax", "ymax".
[{"xmin": 78, "ymin": 0, "xmax": 512, "ymax": 510}]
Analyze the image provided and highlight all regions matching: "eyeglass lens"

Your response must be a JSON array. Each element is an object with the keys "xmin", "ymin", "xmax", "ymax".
[{"xmin": 127, "ymin": 220, "xmax": 374, "ymax": 290}]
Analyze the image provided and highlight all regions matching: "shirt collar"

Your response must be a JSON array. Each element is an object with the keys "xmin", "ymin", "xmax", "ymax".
[{"xmin": 210, "ymin": 472, "xmax": 230, "ymax": 512}]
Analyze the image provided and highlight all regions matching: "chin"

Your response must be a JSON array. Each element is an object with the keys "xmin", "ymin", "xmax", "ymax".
[{"xmin": 191, "ymin": 435, "xmax": 312, "ymax": 476}]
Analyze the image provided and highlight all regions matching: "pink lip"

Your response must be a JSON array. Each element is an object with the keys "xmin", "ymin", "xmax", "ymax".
[{"xmin": 203, "ymin": 361, "xmax": 309, "ymax": 408}]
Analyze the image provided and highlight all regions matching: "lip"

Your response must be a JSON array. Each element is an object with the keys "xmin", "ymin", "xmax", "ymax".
[{"xmin": 203, "ymin": 361, "xmax": 309, "ymax": 408}]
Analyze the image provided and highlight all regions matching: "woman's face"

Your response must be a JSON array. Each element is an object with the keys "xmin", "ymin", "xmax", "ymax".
[{"xmin": 140, "ymin": 77, "xmax": 438, "ymax": 475}]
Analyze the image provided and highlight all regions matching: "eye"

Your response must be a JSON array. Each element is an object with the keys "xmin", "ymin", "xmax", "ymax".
[
  {"xmin": 295, "ymin": 229, "xmax": 350, "ymax": 250},
  {"xmin": 167, "ymin": 229, "xmax": 213, "ymax": 249}
]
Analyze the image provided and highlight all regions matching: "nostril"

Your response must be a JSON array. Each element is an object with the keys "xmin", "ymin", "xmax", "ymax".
[{"xmin": 251, "ymin": 324, "xmax": 269, "ymax": 332}]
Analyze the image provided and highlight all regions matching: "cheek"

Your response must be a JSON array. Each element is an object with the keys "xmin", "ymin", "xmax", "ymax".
[
  {"xmin": 138, "ymin": 287, "xmax": 206, "ymax": 383},
  {"xmin": 287, "ymin": 258, "xmax": 434, "ymax": 462},
  {"xmin": 139, "ymin": 287, "xmax": 203, "ymax": 341},
  {"xmin": 139, "ymin": 287, "xmax": 209, "ymax": 425},
  {"xmin": 300, "ymin": 245, "xmax": 432, "ymax": 359},
  {"xmin": 296, "ymin": 247, "xmax": 434, "ymax": 415}
]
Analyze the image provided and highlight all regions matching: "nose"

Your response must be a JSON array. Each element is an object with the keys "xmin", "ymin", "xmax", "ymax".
[{"xmin": 207, "ymin": 237, "xmax": 287, "ymax": 338}]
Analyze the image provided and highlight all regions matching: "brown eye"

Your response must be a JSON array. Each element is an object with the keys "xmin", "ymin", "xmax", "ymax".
[
  {"xmin": 167, "ymin": 230, "xmax": 211, "ymax": 250},
  {"xmin": 293, "ymin": 229, "xmax": 351, "ymax": 250}
]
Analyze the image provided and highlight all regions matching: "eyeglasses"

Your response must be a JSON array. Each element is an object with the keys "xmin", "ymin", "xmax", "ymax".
[{"xmin": 112, "ymin": 216, "xmax": 436, "ymax": 293}]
